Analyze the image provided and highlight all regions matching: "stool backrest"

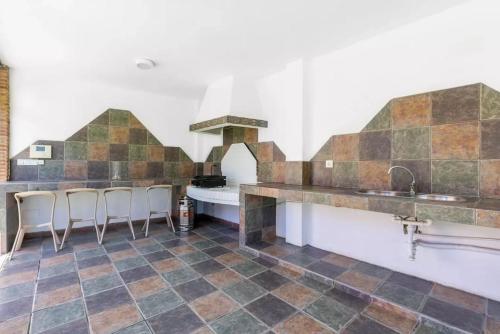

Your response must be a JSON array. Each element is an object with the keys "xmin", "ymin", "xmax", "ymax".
[
  {"xmin": 14, "ymin": 191, "xmax": 56, "ymax": 227},
  {"xmin": 146, "ymin": 185, "xmax": 172, "ymax": 212},
  {"xmin": 65, "ymin": 188, "xmax": 98, "ymax": 221},
  {"xmin": 103, "ymin": 187, "xmax": 132, "ymax": 218}
]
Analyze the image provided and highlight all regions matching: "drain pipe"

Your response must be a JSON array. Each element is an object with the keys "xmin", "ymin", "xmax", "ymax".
[{"xmin": 394, "ymin": 216, "xmax": 500, "ymax": 259}]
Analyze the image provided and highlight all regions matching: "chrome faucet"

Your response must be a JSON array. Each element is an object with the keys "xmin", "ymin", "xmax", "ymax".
[{"xmin": 387, "ymin": 166, "xmax": 416, "ymax": 196}]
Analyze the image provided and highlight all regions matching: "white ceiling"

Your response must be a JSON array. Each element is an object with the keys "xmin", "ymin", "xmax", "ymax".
[{"xmin": 0, "ymin": 0, "xmax": 468, "ymax": 98}]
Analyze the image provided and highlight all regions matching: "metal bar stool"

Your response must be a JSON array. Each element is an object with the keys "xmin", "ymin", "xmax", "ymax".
[
  {"xmin": 9, "ymin": 191, "xmax": 59, "ymax": 261},
  {"xmin": 142, "ymin": 185, "xmax": 175, "ymax": 237},
  {"xmin": 100, "ymin": 187, "xmax": 135, "ymax": 244},
  {"xmin": 60, "ymin": 188, "xmax": 99, "ymax": 249}
]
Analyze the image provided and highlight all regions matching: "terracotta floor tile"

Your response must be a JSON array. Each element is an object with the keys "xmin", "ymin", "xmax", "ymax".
[
  {"xmin": 34, "ymin": 283, "xmax": 82, "ymax": 311},
  {"xmin": 336, "ymin": 270, "xmax": 381, "ymax": 293},
  {"xmin": 262, "ymin": 245, "xmax": 295, "ymax": 258},
  {"xmin": 224, "ymin": 241, "xmax": 240, "ymax": 250},
  {"xmin": 79, "ymin": 263, "xmax": 115, "ymax": 280},
  {"xmin": 272, "ymin": 264, "xmax": 304, "ymax": 280},
  {"xmin": 216, "ymin": 252, "xmax": 246, "ymax": 266},
  {"xmin": 363, "ymin": 299, "xmax": 418, "ymax": 334},
  {"xmin": 190, "ymin": 291, "xmax": 239, "ymax": 321},
  {"xmin": 72, "ymin": 241, "xmax": 100, "ymax": 252},
  {"xmin": 89, "ymin": 303, "xmax": 142, "ymax": 334},
  {"xmin": 171, "ymin": 245, "xmax": 197, "ymax": 255},
  {"xmin": 431, "ymin": 284, "xmax": 486, "ymax": 314},
  {"xmin": 39, "ymin": 253, "xmax": 74, "ymax": 268},
  {"xmin": 204, "ymin": 269, "xmax": 243, "ymax": 289},
  {"xmin": 128, "ymin": 276, "xmax": 167, "ymax": 299},
  {"xmin": 274, "ymin": 313, "xmax": 334, "ymax": 334},
  {"xmin": 0, "ymin": 314, "xmax": 30, "ymax": 334},
  {"xmin": 322, "ymin": 254, "xmax": 358, "ymax": 268},
  {"xmin": 182, "ymin": 234, "xmax": 205, "ymax": 243},
  {"xmin": 151, "ymin": 258, "xmax": 184, "ymax": 273},
  {"xmin": 0, "ymin": 270, "xmax": 37, "ymax": 289},
  {"xmin": 273, "ymin": 282, "xmax": 320, "ymax": 308},
  {"xmin": 108, "ymin": 248, "xmax": 137, "ymax": 261}
]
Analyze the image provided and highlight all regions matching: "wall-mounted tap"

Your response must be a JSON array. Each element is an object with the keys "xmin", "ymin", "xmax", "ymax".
[{"xmin": 387, "ymin": 166, "xmax": 416, "ymax": 196}]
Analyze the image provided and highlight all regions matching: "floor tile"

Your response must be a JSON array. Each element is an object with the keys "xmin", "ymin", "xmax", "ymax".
[
  {"xmin": 274, "ymin": 313, "xmax": 334, "ymax": 334},
  {"xmin": 75, "ymin": 247, "xmax": 106, "ymax": 261},
  {"xmin": 31, "ymin": 299, "xmax": 86, "ymax": 334},
  {"xmin": 250, "ymin": 270, "xmax": 290, "ymax": 291},
  {"xmin": 103, "ymin": 241, "xmax": 132, "ymax": 253},
  {"xmin": 297, "ymin": 245, "xmax": 330, "ymax": 259},
  {"xmin": 253, "ymin": 256, "xmax": 278, "ymax": 268},
  {"xmin": 215, "ymin": 252, "xmax": 246, "ymax": 266},
  {"xmin": 35, "ymin": 283, "xmax": 82, "ymax": 311},
  {"xmin": 0, "ymin": 295, "xmax": 33, "ymax": 322},
  {"xmin": 421, "ymin": 297, "xmax": 484, "ymax": 334},
  {"xmin": 143, "ymin": 250, "xmax": 174, "ymax": 262},
  {"xmin": 190, "ymin": 291, "xmax": 238, "ymax": 321},
  {"xmin": 137, "ymin": 288, "xmax": 183, "ymax": 318},
  {"xmin": 205, "ymin": 269, "xmax": 243, "ymax": 289},
  {"xmin": 174, "ymin": 277, "xmax": 217, "ymax": 302},
  {"xmin": 113, "ymin": 321, "xmax": 152, "ymax": 334},
  {"xmin": 128, "ymin": 276, "xmax": 168, "ymax": 299},
  {"xmin": 151, "ymin": 258, "xmax": 185, "ymax": 273},
  {"xmin": 0, "ymin": 281, "xmax": 34, "ymax": 304},
  {"xmin": 245, "ymin": 294, "xmax": 297, "ymax": 326},
  {"xmin": 147, "ymin": 304, "xmax": 203, "ymax": 334},
  {"xmin": 38, "ymin": 262, "xmax": 76, "ymax": 279},
  {"xmin": 114, "ymin": 256, "xmax": 148, "ymax": 272},
  {"xmin": 272, "ymin": 282, "xmax": 320, "ymax": 309},
  {"xmin": 375, "ymin": 281, "xmax": 425, "ymax": 311},
  {"xmin": 387, "ymin": 272, "xmax": 434, "ymax": 294},
  {"xmin": 304, "ymin": 296, "xmax": 357, "ymax": 331},
  {"xmin": 119, "ymin": 265, "xmax": 157, "ymax": 283},
  {"xmin": 178, "ymin": 251, "xmax": 212, "ymax": 265},
  {"xmin": 191, "ymin": 259, "xmax": 225, "ymax": 275},
  {"xmin": 223, "ymin": 280, "xmax": 267, "ymax": 305},
  {"xmin": 36, "ymin": 271, "xmax": 79, "ymax": 294},
  {"xmin": 78, "ymin": 263, "xmax": 115, "ymax": 280},
  {"xmin": 37, "ymin": 318, "xmax": 89, "ymax": 334},
  {"xmin": 210, "ymin": 309, "xmax": 267, "ymax": 334},
  {"xmin": 162, "ymin": 267, "xmax": 201, "ymax": 286},
  {"xmin": 0, "ymin": 314, "xmax": 30, "ymax": 334},
  {"xmin": 232, "ymin": 260, "xmax": 267, "ymax": 277},
  {"xmin": 212, "ymin": 235, "xmax": 237, "ymax": 245},
  {"xmin": 39, "ymin": 253, "xmax": 74, "ymax": 268},
  {"xmin": 297, "ymin": 276, "xmax": 332, "ymax": 293},
  {"xmin": 307, "ymin": 261, "xmax": 346, "ymax": 279},
  {"xmin": 77, "ymin": 255, "xmax": 111, "ymax": 270},
  {"xmin": 322, "ymin": 253, "xmax": 358, "ymax": 268},
  {"xmin": 0, "ymin": 270, "xmax": 37, "ymax": 289},
  {"xmin": 161, "ymin": 239, "xmax": 188, "ymax": 248},
  {"xmin": 192, "ymin": 239, "xmax": 217, "ymax": 250},
  {"xmin": 343, "ymin": 315, "xmax": 398, "ymax": 334},
  {"xmin": 203, "ymin": 246, "xmax": 232, "ymax": 257},
  {"xmin": 171, "ymin": 245, "xmax": 196, "ymax": 255},
  {"xmin": 88, "ymin": 303, "xmax": 142, "ymax": 334},
  {"xmin": 136, "ymin": 243, "xmax": 164, "ymax": 255},
  {"xmin": 363, "ymin": 299, "xmax": 418, "ymax": 334},
  {"xmin": 272, "ymin": 265, "xmax": 304, "ymax": 280},
  {"xmin": 109, "ymin": 249, "xmax": 139, "ymax": 261},
  {"xmin": 336, "ymin": 270, "xmax": 381, "ymax": 293},
  {"xmin": 352, "ymin": 261, "xmax": 392, "ymax": 279},
  {"xmin": 413, "ymin": 318, "xmax": 464, "ymax": 334},
  {"xmin": 431, "ymin": 284, "xmax": 486, "ymax": 314},
  {"xmin": 324, "ymin": 287, "xmax": 370, "ymax": 312},
  {"xmin": 82, "ymin": 272, "xmax": 122, "ymax": 296},
  {"xmin": 262, "ymin": 245, "xmax": 296, "ymax": 258},
  {"xmin": 283, "ymin": 252, "xmax": 318, "ymax": 267},
  {"xmin": 85, "ymin": 286, "xmax": 133, "ymax": 315}
]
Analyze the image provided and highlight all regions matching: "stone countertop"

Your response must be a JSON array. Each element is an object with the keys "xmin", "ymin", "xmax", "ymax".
[
  {"xmin": 0, "ymin": 178, "xmax": 174, "ymax": 191},
  {"xmin": 239, "ymin": 183, "xmax": 500, "ymax": 228}
]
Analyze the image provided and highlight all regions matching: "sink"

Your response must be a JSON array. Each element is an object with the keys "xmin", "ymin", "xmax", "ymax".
[
  {"xmin": 355, "ymin": 190, "xmax": 413, "ymax": 198},
  {"xmin": 415, "ymin": 194, "xmax": 467, "ymax": 202},
  {"xmin": 356, "ymin": 190, "xmax": 467, "ymax": 202}
]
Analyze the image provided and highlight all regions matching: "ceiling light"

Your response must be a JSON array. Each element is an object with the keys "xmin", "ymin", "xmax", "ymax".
[{"xmin": 135, "ymin": 58, "xmax": 156, "ymax": 70}]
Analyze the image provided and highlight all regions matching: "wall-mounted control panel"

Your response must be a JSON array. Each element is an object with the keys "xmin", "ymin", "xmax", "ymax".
[
  {"xmin": 325, "ymin": 160, "xmax": 333, "ymax": 168},
  {"xmin": 29, "ymin": 145, "xmax": 52, "ymax": 159}
]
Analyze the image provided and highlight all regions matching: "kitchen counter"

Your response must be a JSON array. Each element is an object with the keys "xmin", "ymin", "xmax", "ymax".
[{"xmin": 239, "ymin": 182, "xmax": 500, "ymax": 229}]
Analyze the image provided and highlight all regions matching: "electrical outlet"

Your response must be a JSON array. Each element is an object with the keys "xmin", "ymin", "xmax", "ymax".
[{"xmin": 325, "ymin": 160, "xmax": 333, "ymax": 168}]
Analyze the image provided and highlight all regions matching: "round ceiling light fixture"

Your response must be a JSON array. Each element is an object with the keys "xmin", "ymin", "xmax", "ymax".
[{"xmin": 135, "ymin": 58, "xmax": 156, "ymax": 70}]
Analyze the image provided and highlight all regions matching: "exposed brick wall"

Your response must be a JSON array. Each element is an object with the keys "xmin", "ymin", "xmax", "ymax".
[{"xmin": 0, "ymin": 66, "xmax": 9, "ymax": 181}]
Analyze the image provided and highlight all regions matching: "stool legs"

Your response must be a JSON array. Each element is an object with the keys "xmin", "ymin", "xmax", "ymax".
[
  {"xmin": 141, "ymin": 211, "xmax": 175, "ymax": 237},
  {"xmin": 8, "ymin": 226, "xmax": 23, "ymax": 262},
  {"xmin": 127, "ymin": 217, "xmax": 136, "ymax": 240},
  {"xmin": 99, "ymin": 218, "xmax": 109, "ymax": 245},
  {"xmin": 60, "ymin": 220, "xmax": 74, "ymax": 250}
]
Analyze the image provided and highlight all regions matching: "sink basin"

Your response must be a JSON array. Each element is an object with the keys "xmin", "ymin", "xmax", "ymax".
[
  {"xmin": 355, "ymin": 190, "xmax": 413, "ymax": 198},
  {"xmin": 415, "ymin": 194, "xmax": 467, "ymax": 202},
  {"xmin": 356, "ymin": 190, "xmax": 467, "ymax": 202}
]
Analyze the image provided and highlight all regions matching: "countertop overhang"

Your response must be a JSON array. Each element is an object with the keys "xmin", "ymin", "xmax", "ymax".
[{"xmin": 239, "ymin": 183, "xmax": 500, "ymax": 228}]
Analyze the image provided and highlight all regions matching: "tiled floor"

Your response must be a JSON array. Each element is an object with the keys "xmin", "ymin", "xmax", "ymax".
[
  {"xmin": 0, "ymin": 219, "xmax": 498, "ymax": 334},
  {"xmin": 247, "ymin": 237, "xmax": 500, "ymax": 334}
]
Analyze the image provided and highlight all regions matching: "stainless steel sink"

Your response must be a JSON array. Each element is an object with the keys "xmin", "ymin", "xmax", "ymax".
[
  {"xmin": 415, "ymin": 194, "xmax": 467, "ymax": 202},
  {"xmin": 355, "ymin": 190, "xmax": 413, "ymax": 198},
  {"xmin": 356, "ymin": 189, "xmax": 467, "ymax": 202}
]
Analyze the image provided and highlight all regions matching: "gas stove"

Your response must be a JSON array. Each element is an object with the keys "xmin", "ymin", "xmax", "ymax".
[{"xmin": 191, "ymin": 175, "xmax": 226, "ymax": 188}]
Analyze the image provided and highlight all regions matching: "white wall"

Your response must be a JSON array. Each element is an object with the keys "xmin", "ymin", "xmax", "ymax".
[{"xmin": 10, "ymin": 74, "xmax": 200, "ymax": 158}]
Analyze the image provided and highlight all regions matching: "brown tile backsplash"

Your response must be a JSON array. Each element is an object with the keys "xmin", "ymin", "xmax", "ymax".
[
  {"xmin": 431, "ymin": 84, "xmax": 480, "ymax": 125},
  {"xmin": 359, "ymin": 160, "xmax": 390, "ymax": 190},
  {"xmin": 481, "ymin": 119, "xmax": 500, "ymax": 159},
  {"xmin": 391, "ymin": 94, "xmax": 431, "ymax": 129},
  {"xmin": 359, "ymin": 131, "xmax": 391, "ymax": 161},
  {"xmin": 432, "ymin": 122, "xmax": 479, "ymax": 160},
  {"xmin": 333, "ymin": 134, "xmax": 359, "ymax": 161}
]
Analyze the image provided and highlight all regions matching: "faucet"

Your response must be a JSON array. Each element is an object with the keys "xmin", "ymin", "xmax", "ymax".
[{"xmin": 387, "ymin": 166, "xmax": 416, "ymax": 196}]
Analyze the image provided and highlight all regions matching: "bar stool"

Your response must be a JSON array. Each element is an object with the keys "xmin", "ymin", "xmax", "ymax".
[
  {"xmin": 142, "ymin": 185, "xmax": 175, "ymax": 237},
  {"xmin": 9, "ymin": 191, "xmax": 59, "ymax": 261},
  {"xmin": 100, "ymin": 187, "xmax": 135, "ymax": 244},
  {"xmin": 60, "ymin": 188, "xmax": 99, "ymax": 249}
]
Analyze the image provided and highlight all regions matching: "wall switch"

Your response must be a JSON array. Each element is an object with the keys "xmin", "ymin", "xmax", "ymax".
[
  {"xmin": 325, "ymin": 160, "xmax": 333, "ymax": 168},
  {"xmin": 18, "ymin": 159, "xmax": 44, "ymax": 166}
]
